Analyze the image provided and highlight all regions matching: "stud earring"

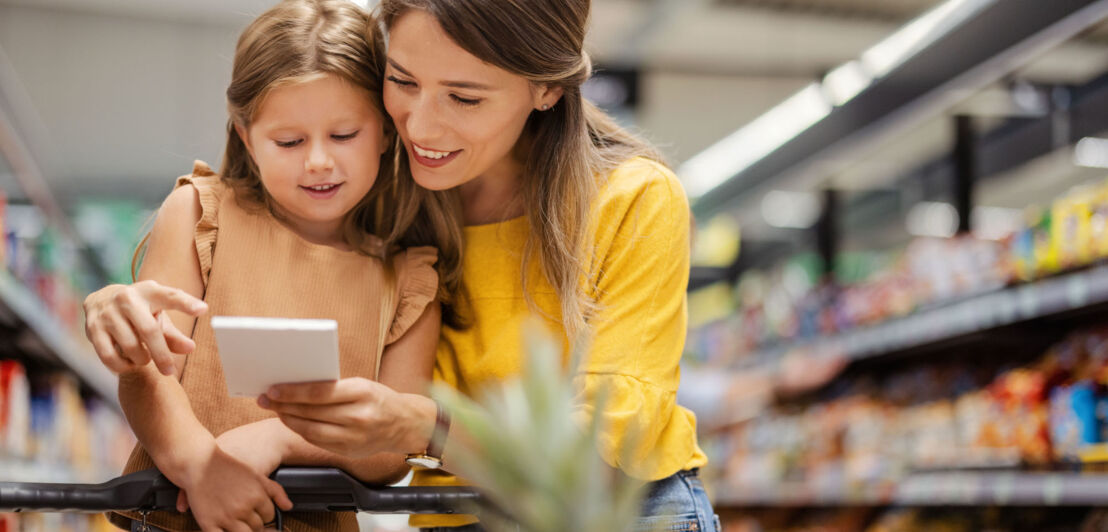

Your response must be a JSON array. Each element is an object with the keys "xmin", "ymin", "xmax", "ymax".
[{"xmin": 541, "ymin": 104, "xmax": 550, "ymax": 111}]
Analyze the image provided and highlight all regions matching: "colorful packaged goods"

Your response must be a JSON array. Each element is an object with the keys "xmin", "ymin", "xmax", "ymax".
[
  {"xmin": 0, "ymin": 360, "xmax": 30, "ymax": 458},
  {"xmin": 1053, "ymin": 187, "xmax": 1094, "ymax": 270}
]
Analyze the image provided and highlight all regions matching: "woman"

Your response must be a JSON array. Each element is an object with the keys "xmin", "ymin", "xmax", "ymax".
[{"xmin": 84, "ymin": 0, "xmax": 717, "ymax": 530}]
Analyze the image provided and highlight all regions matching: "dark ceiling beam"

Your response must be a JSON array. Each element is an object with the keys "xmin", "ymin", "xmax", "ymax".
[{"xmin": 716, "ymin": 0, "xmax": 934, "ymax": 22}]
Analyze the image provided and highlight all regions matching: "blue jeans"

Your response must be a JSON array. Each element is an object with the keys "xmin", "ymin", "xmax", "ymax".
[
  {"xmin": 637, "ymin": 468, "xmax": 721, "ymax": 532},
  {"xmin": 421, "ymin": 469, "xmax": 721, "ymax": 532}
]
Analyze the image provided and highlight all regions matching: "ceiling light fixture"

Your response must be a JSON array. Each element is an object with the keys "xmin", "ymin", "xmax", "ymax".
[
  {"xmin": 1074, "ymin": 137, "xmax": 1108, "ymax": 169},
  {"xmin": 679, "ymin": 0, "xmax": 996, "ymax": 200}
]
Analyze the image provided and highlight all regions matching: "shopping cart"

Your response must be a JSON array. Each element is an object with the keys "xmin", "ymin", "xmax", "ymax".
[{"xmin": 0, "ymin": 466, "xmax": 483, "ymax": 531}]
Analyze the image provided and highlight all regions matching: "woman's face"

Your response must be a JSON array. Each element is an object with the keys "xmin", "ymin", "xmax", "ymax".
[{"xmin": 383, "ymin": 9, "xmax": 560, "ymax": 191}]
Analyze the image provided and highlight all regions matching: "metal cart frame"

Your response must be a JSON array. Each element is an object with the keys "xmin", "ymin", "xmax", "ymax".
[{"xmin": 0, "ymin": 467, "xmax": 482, "ymax": 531}]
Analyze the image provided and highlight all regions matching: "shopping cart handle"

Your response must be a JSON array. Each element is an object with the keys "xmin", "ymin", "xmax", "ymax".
[
  {"xmin": 0, "ymin": 467, "xmax": 481, "ymax": 515},
  {"xmin": 274, "ymin": 467, "xmax": 480, "ymax": 514},
  {"xmin": 0, "ymin": 468, "xmax": 175, "ymax": 513}
]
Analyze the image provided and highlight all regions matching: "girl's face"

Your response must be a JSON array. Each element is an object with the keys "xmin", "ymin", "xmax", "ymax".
[
  {"xmin": 239, "ymin": 73, "xmax": 385, "ymax": 242},
  {"xmin": 383, "ymin": 9, "xmax": 561, "ymax": 191}
]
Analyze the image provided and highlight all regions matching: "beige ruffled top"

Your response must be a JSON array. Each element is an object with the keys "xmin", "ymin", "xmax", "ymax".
[{"xmin": 110, "ymin": 161, "xmax": 438, "ymax": 532}]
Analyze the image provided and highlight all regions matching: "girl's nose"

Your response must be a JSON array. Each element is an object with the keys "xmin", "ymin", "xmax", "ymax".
[{"xmin": 305, "ymin": 140, "xmax": 334, "ymax": 172}]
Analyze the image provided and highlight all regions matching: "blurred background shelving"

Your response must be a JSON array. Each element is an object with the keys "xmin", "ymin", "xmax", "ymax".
[
  {"xmin": 674, "ymin": 0, "xmax": 1108, "ymax": 531},
  {"xmin": 0, "ymin": 13, "xmax": 137, "ymax": 532}
]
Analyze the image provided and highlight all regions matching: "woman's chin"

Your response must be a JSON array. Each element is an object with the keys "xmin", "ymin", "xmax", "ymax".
[{"xmin": 410, "ymin": 169, "xmax": 464, "ymax": 191}]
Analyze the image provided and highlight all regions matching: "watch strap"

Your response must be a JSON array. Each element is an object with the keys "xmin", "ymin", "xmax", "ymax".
[{"xmin": 425, "ymin": 399, "xmax": 451, "ymax": 460}]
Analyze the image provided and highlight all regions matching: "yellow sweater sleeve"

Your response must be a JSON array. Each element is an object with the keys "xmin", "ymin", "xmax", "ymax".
[{"xmin": 572, "ymin": 159, "xmax": 706, "ymax": 480}]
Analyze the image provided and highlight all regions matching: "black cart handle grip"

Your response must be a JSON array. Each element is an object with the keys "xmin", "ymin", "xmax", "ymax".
[{"xmin": 0, "ymin": 467, "xmax": 481, "ymax": 515}]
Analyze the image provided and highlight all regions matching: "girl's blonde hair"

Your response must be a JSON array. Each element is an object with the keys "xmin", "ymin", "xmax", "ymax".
[
  {"xmin": 379, "ymin": 0, "xmax": 662, "ymax": 340},
  {"xmin": 136, "ymin": 0, "xmax": 464, "ymax": 325}
]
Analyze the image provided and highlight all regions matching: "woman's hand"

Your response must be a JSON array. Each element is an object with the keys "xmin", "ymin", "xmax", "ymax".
[
  {"xmin": 257, "ymin": 378, "xmax": 435, "ymax": 459},
  {"xmin": 83, "ymin": 280, "xmax": 208, "ymax": 376},
  {"xmin": 175, "ymin": 443, "xmax": 293, "ymax": 532}
]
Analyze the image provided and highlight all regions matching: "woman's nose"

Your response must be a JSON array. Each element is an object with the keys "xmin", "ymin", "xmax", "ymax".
[{"xmin": 405, "ymin": 96, "xmax": 445, "ymax": 143}]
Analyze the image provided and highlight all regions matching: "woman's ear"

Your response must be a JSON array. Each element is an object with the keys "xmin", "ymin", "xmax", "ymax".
[
  {"xmin": 533, "ymin": 84, "xmax": 565, "ymax": 111},
  {"xmin": 234, "ymin": 122, "xmax": 254, "ymax": 157}
]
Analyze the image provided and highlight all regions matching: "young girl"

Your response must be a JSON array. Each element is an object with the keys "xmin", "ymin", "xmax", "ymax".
[{"xmin": 81, "ymin": 1, "xmax": 459, "ymax": 531}]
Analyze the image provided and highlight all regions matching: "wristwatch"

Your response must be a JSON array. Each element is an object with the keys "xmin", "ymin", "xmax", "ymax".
[{"xmin": 405, "ymin": 399, "xmax": 450, "ymax": 469}]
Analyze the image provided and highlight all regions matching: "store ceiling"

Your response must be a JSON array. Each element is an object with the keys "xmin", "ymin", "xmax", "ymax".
[
  {"xmin": 717, "ymin": 0, "xmax": 939, "ymax": 20},
  {"xmin": 0, "ymin": 0, "xmax": 1106, "ymax": 219}
]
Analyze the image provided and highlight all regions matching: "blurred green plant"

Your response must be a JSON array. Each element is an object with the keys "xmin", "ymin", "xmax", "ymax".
[{"xmin": 432, "ymin": 323, "xmax": 647, "ymax": 532}]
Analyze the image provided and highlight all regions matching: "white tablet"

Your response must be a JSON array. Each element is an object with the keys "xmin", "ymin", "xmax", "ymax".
[{"xmin": 211, "ymin": 316, "xmax": 341, "ymax": 397}]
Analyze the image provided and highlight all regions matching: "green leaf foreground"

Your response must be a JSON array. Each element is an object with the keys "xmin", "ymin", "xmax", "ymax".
[{"xmin": 431, "ymin": 322, "xmax": 651, "ymax": 532}]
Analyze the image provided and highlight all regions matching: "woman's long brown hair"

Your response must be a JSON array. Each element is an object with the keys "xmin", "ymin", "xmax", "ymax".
[{"xmin": 379, "ymin": 0, "xmax": 662, "ymax": 340}]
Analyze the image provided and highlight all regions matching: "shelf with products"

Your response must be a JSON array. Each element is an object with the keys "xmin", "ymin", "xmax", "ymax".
[
  {"xmin": 718, "ymin": 471, "xmax": 1108, "ymax": 508},
  {"xmin": 1, "ymin": 361, "xmax": 134, "ymax": 479},
  {"xmin": 678, "ymin": 4, "xmax": 1108, "ymax": 529},
  {"xmin": 0, "ymin": 51, "xmax": 118, "ymax": 407},
  {"xmin": 687, "ymin": 170, "xmax": 1108, "ymax": 401},
  {"xmin": 0, "ymin": 457, "xmax": 116, "ymax": 484},
  {"xmin": 705, "ymin": 323, "xmax": 1108, "ymax": 511},
  {"xmin": 0, "ymin": 56, "xmax": 134, "ymax": 532},
  {"xmin": 726, "ymin": 258, "xmax": 1108, "ymax": 372},
  {"xmin": 719, "ymin": 505, "xmax": 1104, "ymax": 531},
  {"xmin": 0, "ymin": 270, "xmax": 117, "ymax": 409}
]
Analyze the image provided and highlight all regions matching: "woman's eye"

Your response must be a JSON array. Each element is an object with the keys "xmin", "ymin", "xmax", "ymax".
[
  {"xmin": 332, "ymin": 131, "xmax": 359, "ymax": 141},
  {"xmin": 275, "ymin": 139, "xmax": 303, "ymax": 148},
  {"xmin": 387, "ymin": 75, "xmax": 416, "ymax": 87},
  {"xmin": 451, "ymin": 94, "xmax": 481, "ymax": 107}
]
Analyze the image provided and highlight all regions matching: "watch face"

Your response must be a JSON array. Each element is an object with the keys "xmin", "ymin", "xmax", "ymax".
[{"xmin": 406, "ymin": 456, "xmax": 442, "ymax": 469}]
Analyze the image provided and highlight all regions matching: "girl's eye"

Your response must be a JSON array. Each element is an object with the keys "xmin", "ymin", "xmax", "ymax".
[
  {"xmin": 275, "ymin": 139, "xmax": 302, "ymax": 148},
  {"xmin": 332, "ymin": 131, "xmax": 359, "ymax": 141},
  {"xmin": 451, "ymin": 94, "xmax": 481, "ymax": 107},
  {"xmin": 387, "ymin": 75, "xmax": 416, "ymax": 87}
]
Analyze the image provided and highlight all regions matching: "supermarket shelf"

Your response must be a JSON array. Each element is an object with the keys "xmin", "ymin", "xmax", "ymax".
[
  {"xmin": 0, "ymin": 273, "xmax": 118, "ymax": 409},
  {"xmin": 743, "ymin": 264, "xmax": 1108, "ymax": 371},
  {"xmin": 716, "ymin": 472, "xmax": 1108, "ymax": 508},
  {"xmin": 0, "ymin": 458, "xmax": 115, "ymax": 484}
]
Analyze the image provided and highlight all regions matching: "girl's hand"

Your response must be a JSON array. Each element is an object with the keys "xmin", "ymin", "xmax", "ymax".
[
  {"xmin": 258, "ymin": 378, "xmax": 433, "ymax": 459},
  {"xmin": 176, "ymin": 444, "xmax": 293, "ymax": 532},
  {"xmin": 82, "ymin": 280, "xmax": 208, "ymax": 376},
  {"xmin": 216, "ymin": 420, "xmax": 288, "ymax": 478},
  {"xmin": 178, "ymin": 421, "xmax": 290, "ymax": 516}
]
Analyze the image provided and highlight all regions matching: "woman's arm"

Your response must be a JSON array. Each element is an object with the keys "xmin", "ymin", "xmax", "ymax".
[
  {"xmin": 572, "ymin": 161, "xmax": 701, "ymax": 479},
  {"xmin": 258, "ymin": 301, "xmax": 448, "ymax": 478}
]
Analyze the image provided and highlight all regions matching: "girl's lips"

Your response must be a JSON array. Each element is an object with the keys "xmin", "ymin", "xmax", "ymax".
[
  {"xmin": 411, "ymin": 146, "xmax": 461, "ymax": 168},
  {"xmin": 299, "ymin": 183, "xmax": 343, "ymax": 199}
]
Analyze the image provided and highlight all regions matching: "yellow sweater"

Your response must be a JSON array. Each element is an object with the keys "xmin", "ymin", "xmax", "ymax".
[{"xmin": 411, "ymin": 158, "xmax": 709, "ymax": 528}]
